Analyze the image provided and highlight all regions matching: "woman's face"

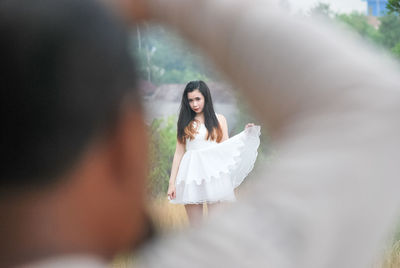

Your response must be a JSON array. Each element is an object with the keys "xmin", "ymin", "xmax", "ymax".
[{"xmin": 187, "ymin": 89, "xmax": 205, "ymax": 114}]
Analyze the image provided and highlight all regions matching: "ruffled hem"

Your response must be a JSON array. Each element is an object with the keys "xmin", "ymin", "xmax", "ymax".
[
  {"xmin": 169, "ymin": 197, "xmax": 237, "ymax": 205},
  {"xmin": 170, "ymin": 125, "xmax": 261, "ymax": 204},
  {"xmin": 171, "ymin": 170, "xmax": 237, "ymax": 204}
]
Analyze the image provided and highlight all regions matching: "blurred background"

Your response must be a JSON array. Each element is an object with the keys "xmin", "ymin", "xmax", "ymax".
[{"xmin": 115, "ymin": 1, "xmax": 400, "ymax": 267}]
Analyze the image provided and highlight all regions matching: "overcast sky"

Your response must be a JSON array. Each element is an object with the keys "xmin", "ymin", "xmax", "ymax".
[{"xmin": 282, "ymin": 0, "xmax": 367, "ymax": 14}]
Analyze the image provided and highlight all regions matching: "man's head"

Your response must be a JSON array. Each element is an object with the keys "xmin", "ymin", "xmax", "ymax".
[{"xmin": 0, "ymin": 0, "xmax": 151, "ymax": 265}]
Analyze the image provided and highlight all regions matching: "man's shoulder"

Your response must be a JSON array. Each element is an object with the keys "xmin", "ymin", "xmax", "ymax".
[{"xmin": 17, "ymin": 255, "xmax": 108, "ymax": 268}]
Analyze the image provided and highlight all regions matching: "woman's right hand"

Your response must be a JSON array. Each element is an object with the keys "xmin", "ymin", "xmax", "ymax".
[{"xmin": 167, "ymin": 183, "xmax": 176, "ymax": 200}]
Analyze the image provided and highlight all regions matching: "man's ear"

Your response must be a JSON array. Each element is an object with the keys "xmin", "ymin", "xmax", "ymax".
[
  {"xmin": 106, "ymin": 102, "xmax": 148, "ymax": 192},
  {"xmin": 65, "ymin": 100, "xmax": 150, "ymax": 255}
]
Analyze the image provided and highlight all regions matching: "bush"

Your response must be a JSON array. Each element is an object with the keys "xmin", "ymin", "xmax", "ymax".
[
  {"xmin": 392, "ymin": 42, "xmax": 400, "ymax": 58},
  {"xmin": 148, "ymin": 115, "xmax": 177, "ymax": 197}
]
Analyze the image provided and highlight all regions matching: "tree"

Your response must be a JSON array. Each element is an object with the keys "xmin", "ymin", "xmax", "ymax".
[
  {"xmin": 387, "ymin": 0, "xmax": 400, "ymax": 14},
  {"xmin": 308, "ymin": 2, "xmax": 334, "ymax": 19},
  {"xmin": 379, "ymin": 13, "xmax": 400, "ymax": 49},
  {"xmin": 133, "ymin": 25, "xmax": 212, "ymax": 85},
  {"xmin": 336, "ymin": 12, "xmax": 381, "ymax": 42},
  {"xmin": 392, "ymin": 42, "xmax": 400, "ymax": 58}
]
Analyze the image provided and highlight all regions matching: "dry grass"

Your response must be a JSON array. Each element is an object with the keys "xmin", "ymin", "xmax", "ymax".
[
  {"xmin": 146, "ymin": 195, "xmax": 190, "ymax": 232},
  {"xmin": 112, "ymin": 196, "xmax": 191, "ymax": 268},
  {"xmin": 376, "ymin": 241, "xmax": 400, "ymax": 268}
]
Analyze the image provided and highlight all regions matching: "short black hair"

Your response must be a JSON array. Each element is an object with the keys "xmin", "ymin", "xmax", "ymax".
[{"xmin": 0, "ymin": 0, "xmax": 139, "ymax": 190}]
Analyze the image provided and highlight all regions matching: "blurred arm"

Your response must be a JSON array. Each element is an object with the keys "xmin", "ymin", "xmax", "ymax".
[
  {"xmin": 134, "ymin": 1, "xmax": 400, "ymax": 268},
  {"xmin": 145, "ymin": 0, "xmax": 400, "ymax": 138}
]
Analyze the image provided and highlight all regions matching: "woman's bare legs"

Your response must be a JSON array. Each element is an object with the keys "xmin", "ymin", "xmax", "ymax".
[
  {"xmin": 185, "ymin": 202, "xmax": 230, "ymax": 226},
  {"xmin": 207, "ymin": 201, "xmax": 224, "ymax": 217},
  {"xmin": 184, "ymin": 204, "xmax": 204, "ymax": 227}
]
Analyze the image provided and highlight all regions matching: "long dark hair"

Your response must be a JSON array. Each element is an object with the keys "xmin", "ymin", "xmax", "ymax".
[{"xmin": 177, "ymin": 81, "xmax": 222, "ymax": 144}]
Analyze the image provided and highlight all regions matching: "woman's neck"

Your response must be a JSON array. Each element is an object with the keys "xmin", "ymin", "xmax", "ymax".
[
  {"xmin": 194, "ymin": 116, "xmax": 204, "ymax": 124},
  {"xmin": 194, "ymin": 112, "xmax": 204, "ymax": 120}
]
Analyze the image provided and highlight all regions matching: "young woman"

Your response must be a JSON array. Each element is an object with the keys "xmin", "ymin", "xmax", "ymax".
[{"xmin": 167, "ymin": 80, "xmax": 260, "ymax": 226}]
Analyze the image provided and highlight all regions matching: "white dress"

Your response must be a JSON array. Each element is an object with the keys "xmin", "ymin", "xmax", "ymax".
[{"xmin": 169, "ymin": 120, "xmax": 261, "ymax": 204}]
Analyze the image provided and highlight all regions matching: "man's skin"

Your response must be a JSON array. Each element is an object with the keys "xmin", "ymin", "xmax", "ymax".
[
  {"xmin": 1, "ymin": 1, "xmax": 154, "ymax": 266},
  {"xmin": 2, "ymin": 103, "xmax": 151, "ymax": 267}
]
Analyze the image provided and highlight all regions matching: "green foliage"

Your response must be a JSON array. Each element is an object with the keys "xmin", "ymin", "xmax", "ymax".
[
  {"xmin": 336, "ymin": 12, "xmax": 382, "ymax": 42},
  {"xmin": 392, "ymin": 42, "xmax": 400, "ymax": 58},
  {"xmin": 387, "ymin": 0, "xmax": 400, "ymax": 14},
  {"xmin": 309, "ymin": 2, "xmax": 334, "ymax": 18},
  {"xmin": 379, "ymin": 13, "xmax": 400, "ymax": 49},
  {"xmin": 234, "ymin": 91, "xmax": 269, "ymax": 157},
  {"xmin": 133, "ymin": 26, "xmax": 212, "ymax": 85},
  {"xmin": 304, "ymin": 2, "xmax": 400, "ymax": 60},
  {"xmin": 148, "ymin": 115, "xmax": 177, "ymax": 197},
  {"xmin": 132, "ymin": 3, "xmax": 400, "ymax": 85},
  {"xmin": 156, "ymin": 68, "xmax": 209, "ymax": 85}
]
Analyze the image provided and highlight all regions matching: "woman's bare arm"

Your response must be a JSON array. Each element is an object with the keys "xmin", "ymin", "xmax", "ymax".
[{"xmin": 217, "ymin": 114, "xmax": 228, "ymax": 142}]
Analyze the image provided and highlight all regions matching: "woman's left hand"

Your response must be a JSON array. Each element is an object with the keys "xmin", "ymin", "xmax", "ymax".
[{"xmin": 245, "ymin": 123, "xmax": 255, "ymax": 129}]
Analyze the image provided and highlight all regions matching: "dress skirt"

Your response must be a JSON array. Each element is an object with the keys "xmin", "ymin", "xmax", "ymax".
[{"xmin": 169, "ymin": 125, "xmax": 261, "ymax": 204}]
